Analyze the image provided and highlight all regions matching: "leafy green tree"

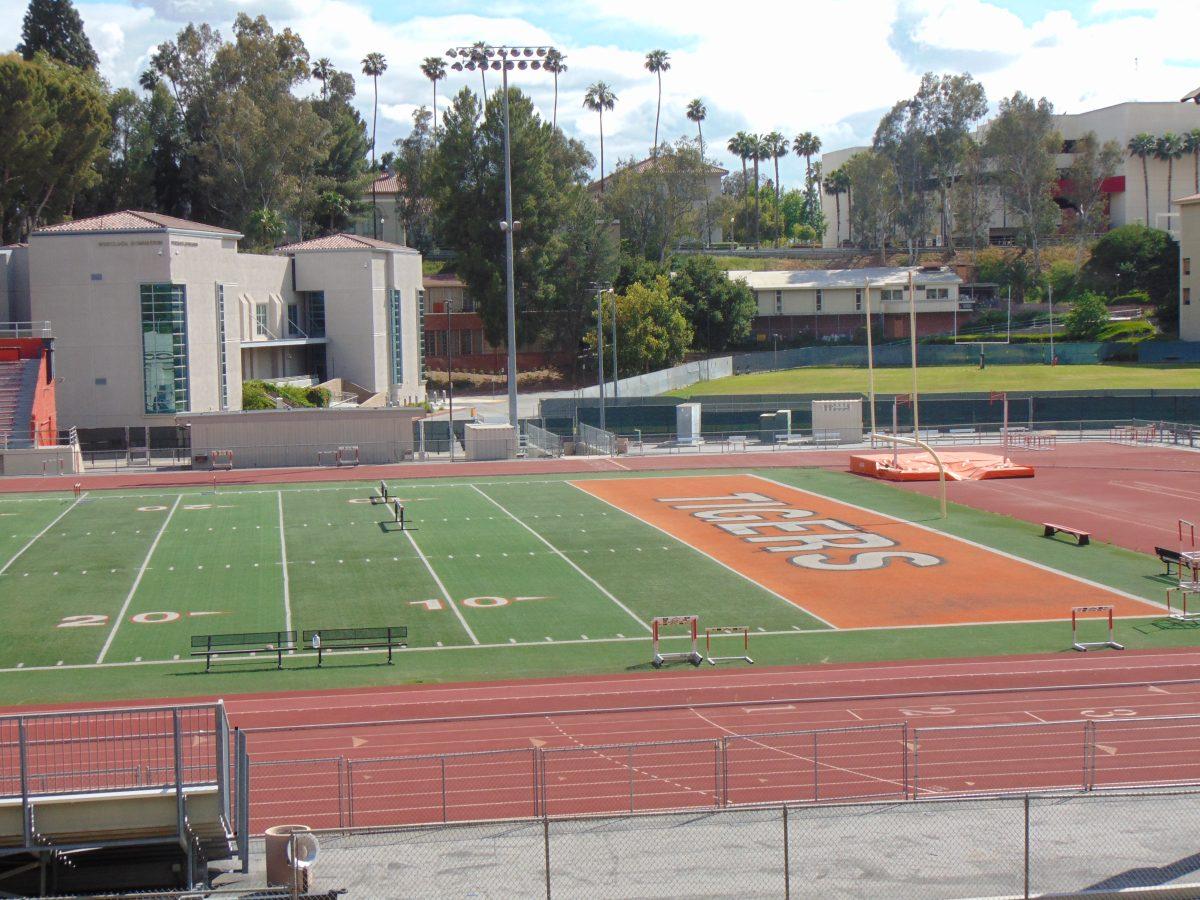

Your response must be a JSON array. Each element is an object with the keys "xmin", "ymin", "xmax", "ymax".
[
  {"xmin": 669, "ymin": 255, "xmax": 756, "ymax": 351},
  {"xmin": 1061, "ymin": 131, "xmax": 1122, "ymax": 263},
  {"xmin": 843, "ymin": 150, "xmax": 895, "ymax": 263},
  {"xmin": 952, "ymin": 137, "xmax": 991, "ymax": 252},
  {"xmin": 915, "ymin": 72, "xmax": 987, "ymax": 249},
  {"xmin": 393, "ymin": 106, "xmax": 435, "ymax": 251},
  {"xmin": 1064, "ymin": 291, "xmax": 1109, "ymax": 339},
  {"xmin": 613, "ymin": 253, "xmax": 666, "ymax": 294},
  {"xmin": 0, "ymin": 52, "xmax": 109, "ymax": 241},
  {"xmin": 17, "ymin": 0, "xmax": 97, "ymax": 70},
  {"xmin": 1082, "ymin": 224, "xmax": 1179, "ymax": 321},
  {"xmin": 430, "ymin": 86, "xmax": 593, "ymax": 348},
  {"xmin": 244, "ymin": 206, "xmax": 285, "ymax": 252},
  {"xmin": 873, "ymin": 96, "xmax": 928, "ymax": 261},
  {"xmin": 583, "ymin": 82, "xmax": 616, "ymax": 191},
  {"xmin": 644, "ymin": 49, "xmax": 671, "ymax": 155},
  {"xmin": 590, "ymin": 275, "xmax": 692, "ymax": 372},
  {"xmin": 985, "ymin": 92, "xmax": 1060, "ymax": 274}
]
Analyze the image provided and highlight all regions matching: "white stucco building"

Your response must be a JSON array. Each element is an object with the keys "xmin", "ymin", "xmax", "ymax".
[
  {"xmin": 2, "ymin": 211, "xmax": 426, "ymax": 431},
  {"xmin": 820, "ymin": 100, "xmax": 1200, "ymax": 248},
  {"xmin": 1180, "ymin": 193, "xmax": 1200, "ymax": 341}
]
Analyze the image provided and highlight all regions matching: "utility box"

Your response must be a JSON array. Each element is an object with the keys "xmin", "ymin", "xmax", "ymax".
[
  {"xmin": 812, "ymin": 399, "xmax": 863, "ymax": 444},
  {"xmin": 676, "ymin": 403, "xmax": 702, "ymax": 445},
  {"xmin": 464, "ymin": 423, "xmax": 517, "ymax": 460}
]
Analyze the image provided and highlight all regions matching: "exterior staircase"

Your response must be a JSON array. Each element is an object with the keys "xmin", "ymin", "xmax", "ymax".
[{"xmin": 0, "ymin": 357, "xmax": 40, "ymax": 447}]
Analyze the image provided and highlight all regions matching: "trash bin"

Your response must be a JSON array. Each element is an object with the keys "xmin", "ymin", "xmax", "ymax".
[{"xmin": 265, "ymin": 824, "xmax": 311, "ymax": 889}]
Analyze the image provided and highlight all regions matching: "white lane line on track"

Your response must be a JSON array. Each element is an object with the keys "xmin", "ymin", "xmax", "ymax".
[
  {"xmin": 97, "ymin": 494, "xmax": 181, "ymax": 664},
  {"xmin": 403, "ymin": 527, "xmax": 479, "ymax": 645},
  {"xmin": 471, "ymin": 484, "xmax": 650, "ymax": 632},
  {"xmin": 0, "ymin": 493, "xmax": 88, "ymax": 576}
]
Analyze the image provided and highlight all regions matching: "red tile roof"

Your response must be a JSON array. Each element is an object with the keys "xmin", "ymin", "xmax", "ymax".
[
  {"xmin": 588, "ymin": 156, "xmax": 727, "ymax": 191},
  {"xmin": 276, "ymin": 233, "xmax": 413, "ymax": 252},
  {"xmin": 35, "ymin": 211, "xmax": 241, "ymax": 236},
  {"xmin": 370, "ymin": 173, "xmax": 404, "ymax": 193}
]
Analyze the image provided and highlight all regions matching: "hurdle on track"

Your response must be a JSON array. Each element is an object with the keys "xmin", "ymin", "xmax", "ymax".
[
  {"xmin": 210, "ymin": 449, "xmax": 234, "ymax": 471},
  {"xmin": 372, "ymin": 480, "xmax": 389, "ymax": 505},
  {"xmin": 72, "ymin": 482, "xmax": 82, "ymax": 500},
  {"xmin": 318, "ymin": 445, "xmax": 361, "ymax": 467},
  {"xmin": 704, "ymin": 626, "xmax": 754, "ymax": 666},
  {"xmin": 1166, "ymin": 586, "xmax": 1200, "ymax": 622},
  {"xmin": 651, "ymin": 615, "xmax": 703, "ymax": 668},
  {"xmin": 392, "ymin": 497, "xmax": 407, "ymax": 530},
  {"xmin": 1071, "ymin": 605, "xmax": 1124, "ymax": 651}
]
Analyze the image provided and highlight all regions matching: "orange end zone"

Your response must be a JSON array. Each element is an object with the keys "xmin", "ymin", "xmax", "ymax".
[
  {"xmin": 574, "ymin": 473, "xmax": 1158, "ymax": 629},
  {"xmin": 850, "ymin": 451, "xmax": 1035, "ymax": 482}
]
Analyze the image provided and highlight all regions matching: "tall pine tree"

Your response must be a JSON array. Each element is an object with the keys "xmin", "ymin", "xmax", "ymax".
[{"xmin": 18, "ymin": 0, "xmax": 98, "ymax": 70}]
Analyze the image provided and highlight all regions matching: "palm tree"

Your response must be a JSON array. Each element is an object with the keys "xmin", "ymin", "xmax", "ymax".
[
  {"xmin": 471, "ymin": 41, "xmax": 488, "ymax": 99},
  {"xmin": 361, "ymin": 51, "xmax": 388, "ymax": 238},
  {"xmin": 544, "ymin": 48, "xmax": 567, "ymax": 129},
  {"xmin": 312, "ymin": 58, "xmax": 332, "ymax": 101},
  {"xmin": 765, "ymin": 131, "xmax": 788, "ymax": 243},
  {"xmin": 1157, "ymin": 132, "xmax": 1185, "ymax": 218},
  {"xmin": 687, "ymin": 99, "xmax": 708, "ymax": 243},
  {"xmin": 750, "ymin": 134, "xmax": 767, "ymax": 246},
  {"xmin": 246, "ymin": 207, "xmax": 286, "ymax": 252},
  {"xmin": 1185, "ymin": 129, "xmax": 1200, "ymax": 194},
  {"xmin": 792, "ymin": 132, "xmax": 822, "ymax": 197},
  {"xmin": 824, "ymin": 167, "xmax": 851, "ymax": 246},
  {"xmin": 728, "ymin": 131, "xmax": 750, "ymax": 197},
  {"xmin": 1128, "ymin": 132, "xmax": 1156, "ymax": 226},
  {"xmin": 420, "ymin": 57, "xmax": 446, "ymax": 143},
  {"xmin": 644, "ymin": 49, "xmax": 671, "ymax": 157},
  {"xmin": 583, "ymin": 82, "xmax": 617, "ymax": 192}
]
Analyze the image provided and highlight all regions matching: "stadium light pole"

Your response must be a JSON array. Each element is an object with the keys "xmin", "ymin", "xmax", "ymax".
[{"xmin": 447, "ymin": 43, "xmax": 557, "ymax": 428}]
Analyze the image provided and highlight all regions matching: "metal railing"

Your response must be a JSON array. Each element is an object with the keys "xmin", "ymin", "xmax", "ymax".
[
  {"xmin": 576, "ymin": 421, "xmax": 617, "ymax": 455},
  {"xmin": 523, "ymin": 421, "xmax": 563, "ymax": 457},
  {"xmin": 0, "ymin": 321, "xmax": 52, "ymax": 338}
]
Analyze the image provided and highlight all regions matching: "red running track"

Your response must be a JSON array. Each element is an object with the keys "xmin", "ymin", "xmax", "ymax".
[{"xmin": 228, "ymin": 650, "xmax": 1200, "ymax": 829}]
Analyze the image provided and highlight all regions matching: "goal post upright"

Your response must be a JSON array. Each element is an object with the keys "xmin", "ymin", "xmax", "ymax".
[
  {"xmin": 651, "ymin": 615, "xmax": 703, "ymax": 668},
  {"xmin": 1071, "ymin": 605, "xmax": 1124, "ymax": 651}
]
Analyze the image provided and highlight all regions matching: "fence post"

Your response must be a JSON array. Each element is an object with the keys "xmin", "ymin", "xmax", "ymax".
[
  {"xmin": 1023, "ymin": 794, "xmax": 1031, "ymax": 899},
  {"xmin": 543, "ymin": 816, "xmax": 552, "ymax": 900},
  {"xmin": 911, "ymin": 729, "xmax": 920, "ymax": 799},
  {"xmin": 440, "ymin": 757, "xmax": 448, "ymax": 824},
  {"xmin": 531, "ymin": 749, "xmax": 539, "ymax": 818},
  {"xmin": 721, "ymin": 737, "xmax": 729, "ymax": 807},
  {"xmin": 18, "ymin": 718, "xmax": 31, "ymax": 846},
  {"xmin": 347, "ymin": 760, "xmax": 355, "ymax": 828},
  {"xmin": 627, "ymin": 746, "xmax": 635, "ymax": 812},
  {"xmin": 812, "ymin": 732, "xmax": 819, "ymax": 801},
  {"xmin": 901, "ymin": 723, "xmax": 910, "ymax": 799},
  {"xmin": 338, "ymin": 757, "xmax": 346, "ymax": 828},
  {"xmin": 1083, "ymin": 720, "xmax": 1096, "ymax": 791},
  {"xmin": 782, "ymin": 805, "xmax": 791, "ymax": 900}
]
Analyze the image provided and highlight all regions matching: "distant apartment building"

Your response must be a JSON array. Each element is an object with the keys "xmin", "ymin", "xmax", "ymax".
[
  {"xmin": 730, "ymin": 266, "xmax": 966, "ymax": 342},
  {"xmin": 348, "ymin": 172, "xmax": 409, "ymax": 247},
  {"xmin": 1180, "ymin": 193, "xmax": 1200, "ymax": 341},
  {"xmin": 820, "ymin": 100, "xmax": 1200, "ymax": 248},
  {"xmin": 0, "ymin": 212, "xmax": 425, "ymax": 431}
]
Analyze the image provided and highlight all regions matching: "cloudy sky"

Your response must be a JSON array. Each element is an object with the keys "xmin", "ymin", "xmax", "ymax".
[{"xmin": 2, "ymin": 0, "xmax": 1198, "ymax": 185}]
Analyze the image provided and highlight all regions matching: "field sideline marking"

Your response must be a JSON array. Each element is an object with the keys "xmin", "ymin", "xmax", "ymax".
[
  {"xmin": 277, "ymin": 491, "xmax": 292, "ymax": 633},
  {"xmin": 403, "ymin": 528, "xmax": 479, "ymax": 645},
  {"xmin": 96, "ymin": 494, "xmax": 182, "ymax": 664},
  {"xmin": 567, "ymin": 480, "xmax": 838, "ymax": 630},
  {"xmin": 470, "ymin": 484, "xmax": 651, "ymax": 633},
  {"xmin": 748, "ymin": 473, "xmax": 1168, "ymax": 613},
  {"xmin": 0, "ymin": 492, "xmax": 88, "ymax": 576}
]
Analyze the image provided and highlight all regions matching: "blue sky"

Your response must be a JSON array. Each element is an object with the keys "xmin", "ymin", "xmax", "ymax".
[{"xmin": 1, "ymin": 0, "xmax": 1197, "ymax": 186}]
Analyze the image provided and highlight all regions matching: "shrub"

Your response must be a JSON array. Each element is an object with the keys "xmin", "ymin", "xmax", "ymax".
[
  {"xmin": 1111, "ymin": 290, "xmax": 1152, "ymax": 306},
  {"xmin": 1064, "ymin": 291, "xmax": 1109, "ymax": 340},
  {"xmin": 1081, "ymin": 225, "xmax": 1178, "ymax": 319}
]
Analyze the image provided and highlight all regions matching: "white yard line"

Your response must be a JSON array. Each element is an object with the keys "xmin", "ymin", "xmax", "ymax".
[
  {"xmin": 277, "ymin": 491, "xmax": 292, "ymax": 633},
  {"xmin": 403, "ymin": 528, "xmax": 479, "ymax": 645},
  {"xmin": 471, "ymin": 484, "xmax": 651, "ymax": 632},
  {"xmin": 567, "ymin": 480, "xmax": 838, "ymax": 629},
  {"xmin": 0, "ymin": 493, "xmax": 88, "ymax": 576},
  {"xmin": 96, "ymin": 494, "xmax": 181, "ymax": 664}
]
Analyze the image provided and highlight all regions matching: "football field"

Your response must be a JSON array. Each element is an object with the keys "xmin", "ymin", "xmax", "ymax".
[{"xmin": 0, "ymin": 466, "xmax": 1189, "ymax": 704}]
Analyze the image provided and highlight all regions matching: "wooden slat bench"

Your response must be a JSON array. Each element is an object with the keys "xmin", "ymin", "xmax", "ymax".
[
  {"xmin": 1043, "ymin": 523, "xmax": 1090, "ymax": 546},
  {"xmin": 302, "ymin": 626, "xmax": 408, "ymax": 666},
  {"xmin": 190, "ymin": 631, "xmax": 297, "ymax": 671}
]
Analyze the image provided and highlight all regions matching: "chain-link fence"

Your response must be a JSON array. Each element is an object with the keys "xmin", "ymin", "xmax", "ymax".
[{"xmin": 220, "ymin": 788, "xmax": 1200, "ymax": 899}]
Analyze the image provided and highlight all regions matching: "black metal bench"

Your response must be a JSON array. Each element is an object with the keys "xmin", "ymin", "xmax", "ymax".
[
  {"xmin": 190, "ymin": 631, "xmax": 297, "ymax": 671},
  {"xmin": 302, "ymin": 627, "xmax": 408, "ymax": 666},
  {"xmin": 1157, "ymin": 546, "xmax": 1185, "ymax": 576},
  {"xmin": 1043, "ymin": 523, "xmax": 1090, "ymax": 546}
]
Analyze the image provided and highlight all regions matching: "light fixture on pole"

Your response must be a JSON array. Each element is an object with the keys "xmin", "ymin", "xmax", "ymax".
[{"xmin": 446, "ymin": 43, "xmax": 556, "ymax": 427}]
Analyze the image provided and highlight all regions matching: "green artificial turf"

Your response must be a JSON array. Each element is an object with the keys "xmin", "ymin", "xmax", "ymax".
[
  {"xmin": 671, "ymin": 363, "xmax": 1200, "ymax": 397},
  {"xmin": 0, "ymin": 467, "xmax": 1193, "ymax": 707}
]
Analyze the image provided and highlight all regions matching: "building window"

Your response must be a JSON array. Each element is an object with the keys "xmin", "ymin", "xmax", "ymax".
[
  {"xmin": 417, "ymin": 289, "xmax": 426, "ymax": 381},
  {"xmin": 1185, "ymin": 258, "xmax": 1191, "ymax": 276},
  {"xmin": 306, "ymin": 291, "xmax": 326, "ymax": 337},
  {"xmin": 1185, "ymin": 287, "xmax": 1192, "ymax": 306},
  {"xmin": 389, "ymin": 288, "xmax": 404, "ymax": 386},
  {"xmin": 287, "ymin": 303, "xmax": 302, "ymax": 336},
  {"xmin": 855, "ymin": 289, "xmax": 863, "ymax": 312},
  {"xmin": 461, "ymin": 293, "xmax": 475, "ymax": 313},
  {"xmin": 880, "ymin": 288, "xmax": 904, "ymax": 302},
  {"xmin": 815, "ymin": 289, "xmax": 823, "ymax": 312},
  {"xmin": 140, "ymin": 283, "xmax": 189, "ymax": 415},
  {"xmin": 925, "ymin": 287, "xmax": 949, "ymax": 300},
  {"xmin": 216, "ymin": 284, "xmax": 228, "ymax": 411},
  {"xmin": 254, "ymin": 303, "xmax": 268, "ymax": 337},
  {"xmin": 774, "ymin": 290, "xmax": 783, "ymax": 315},
  {"xmin": 460, "ymin": 330, "xmax": 473, "ymax": 356}
]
